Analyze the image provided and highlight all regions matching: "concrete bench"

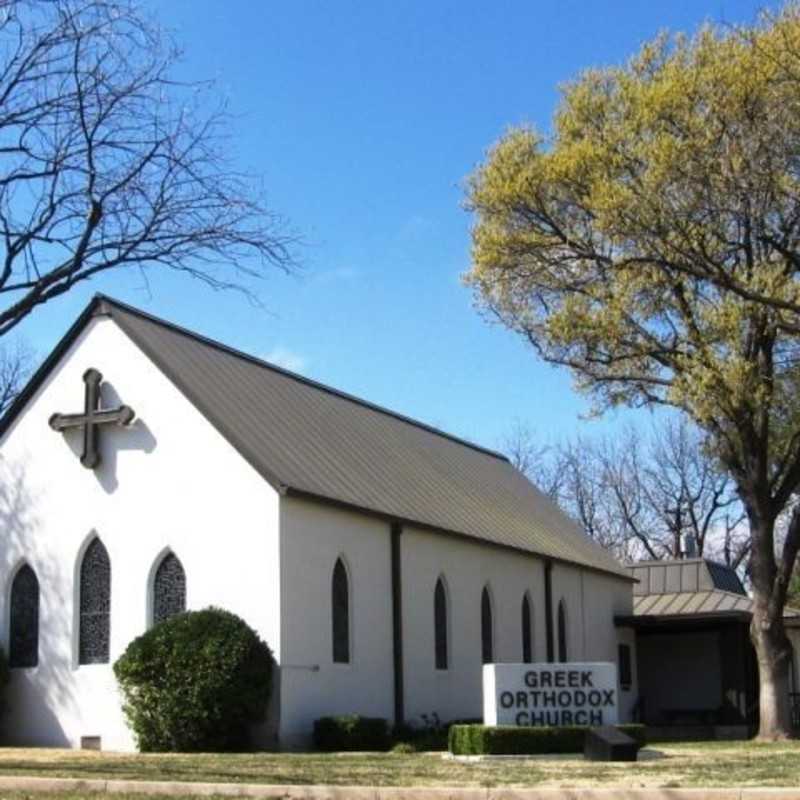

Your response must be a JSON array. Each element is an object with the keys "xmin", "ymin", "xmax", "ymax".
[{"xmin": 584, "ymin": 725, "xmax": 639, "ymax": 762}]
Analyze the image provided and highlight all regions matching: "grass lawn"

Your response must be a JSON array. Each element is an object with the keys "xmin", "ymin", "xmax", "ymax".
[
  {"xmin": 0, "ymin": 796, "xmax": 232, "ymax": 800},
  {"xmin": 0, "ymin": 741, "xmax": 800, "ymax": 789}
]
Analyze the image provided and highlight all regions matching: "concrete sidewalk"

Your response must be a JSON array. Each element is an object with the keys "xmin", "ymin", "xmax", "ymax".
[{"xmin": 0, "ymin": 775, "xmax": 798, "ymax": 800}]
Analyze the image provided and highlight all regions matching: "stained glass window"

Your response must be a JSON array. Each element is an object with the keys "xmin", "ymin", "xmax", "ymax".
[
  {"xmin": 9, "ymin": 564, "xmax": 39, "ymax": 668},
  {"xmin": 557, "ymin": 599, "xmax": 568, "ymax": 663},
  {"xmin": 79, "ymin": 538, "xmax": 111, "ymax": 665},
  {"xmin": 434, "ymin": 577, "xmax": 448, "ymax": 670},
  {"xmin": 522, "ymin": 593, "xmax": 533, "ymax": 664},
  {"xmin": 332, "ymin": 558, "xmax": 350, "ymax": 663},
  {"xmin": 153, "ymin": 552, "xmax": 186, "ymax": 625},
  {"xmin": 481, "ymin": 585, "xmax": 493, "ymax": 664}
]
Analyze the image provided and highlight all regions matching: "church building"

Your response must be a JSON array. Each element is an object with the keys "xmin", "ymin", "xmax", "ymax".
[{"xmin": 0, "ymin": 295, "xmax": 636, "ymax": 750}]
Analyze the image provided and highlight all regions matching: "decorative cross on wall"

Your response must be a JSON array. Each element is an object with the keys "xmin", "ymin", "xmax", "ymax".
[{"xmin": 49, "ymin": 368, "xmax": 135, "ymax": 469}]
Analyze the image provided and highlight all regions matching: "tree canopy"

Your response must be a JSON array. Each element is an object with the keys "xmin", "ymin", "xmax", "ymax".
[{"xmin": 466, "ymin": 5, "xmax": 800, "ymax": 738}]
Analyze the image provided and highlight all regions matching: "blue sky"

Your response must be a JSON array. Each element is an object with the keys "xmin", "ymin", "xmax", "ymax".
[{"xmin": 15, "ymin": 0, "xmax": 771, "ymax": 453}]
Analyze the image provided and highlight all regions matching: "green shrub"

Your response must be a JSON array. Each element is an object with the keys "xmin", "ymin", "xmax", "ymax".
[
  {"xmin": 391, "ymin": 742, "xmax": 416, "ymax": 754},
  {"xmin": 393, "ymin": 716, "xmax": 482, "ymax": 752},
  {"xmin": 313, "ymin": 715, "xmax": 391, "ymax": 751},
  {"xmin": 113, "ymin": 607, "xmax": 273, "ymax": 752},
  {"xmin": 448, "ymin": 724, "xmax": 646, "ymax": 755}
]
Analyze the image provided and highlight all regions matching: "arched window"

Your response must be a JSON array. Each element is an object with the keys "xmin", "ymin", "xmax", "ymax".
[
  {"xmin": 9, "ymin": 564, "xmax": 39, "ymax": 668},
  {"xmin": 557, "ymin": 599, "xmax": 568, "ymax": 663},
  {"xmin": 434, "ymin": 576, "xmax": 448, "ymax": 670},
  {"xmin": 481, "ymin": 585, "xmax": 493, "ymax": 664},
  {"xmin": 153, "ymin": 552, "xmax": 186, "ymax": 625},
  {"xmin": 79, "ymin": 537, "xmax": 111, "ymax": 665},
  {"xmin": 522, "ymin": 592, "xmax": 533, "ymax": 664},
  {"xmin": 332, "ymin": 557, "xmax": 350, "ymax": 663}
]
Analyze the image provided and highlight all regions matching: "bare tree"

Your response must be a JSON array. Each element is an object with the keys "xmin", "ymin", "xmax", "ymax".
[
  {"xmin": 504, "ymin": 418, "xmax": 747, "ymax": 567},
  {"xmin": 0, "ymin": 338, "xmax": 32, "ymax": 414},
  {"xmin": 501, "ymin": 421, "xmax": 562, "ymax": 500},
  {"xmin": 0, "ymin": 0, "xmax": 295, "ymax": 337},
  {"xmin": 591, "ymin": 432, "xmax": 664, "ymax": 560},
  {"xmin": 504, "ymin": 423, "xmax": 632, "ymax": 555},
  {"xmin": 645, "ymin": 419, "xmax": 748, "ymax": 567}
]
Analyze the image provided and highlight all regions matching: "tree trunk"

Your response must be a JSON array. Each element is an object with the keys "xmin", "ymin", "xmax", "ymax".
[
  {"xmin": 751, "ymin": 606, "xmax": 794, "ymax": 739},
  {"xmin": 747, "ymin": 508, "xmax": 796, "ymax": 739}
]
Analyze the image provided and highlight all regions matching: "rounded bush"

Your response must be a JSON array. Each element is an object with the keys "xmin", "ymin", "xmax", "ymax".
[{"xmin": 114, "ymin": 607, "xmax": 273, "ymax": 752}]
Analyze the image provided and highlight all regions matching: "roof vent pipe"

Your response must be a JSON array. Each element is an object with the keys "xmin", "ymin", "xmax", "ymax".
[{"xmin": 680, "ymin": 533, "xmax": 698, "ymax": 559}]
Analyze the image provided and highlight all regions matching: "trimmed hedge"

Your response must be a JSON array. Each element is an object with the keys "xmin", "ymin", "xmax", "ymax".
[
  {"xmin": 448, "ymin": 724, "xmax": 646, "ymax": 755},
  {"xmin": 393, "ymin": 717, "xmax": 482, "ymax": 752},
  {"xmin": 114, "ymin": 607, "xmax": 273, "ymax": 752},
  {"xmin": 313, "ymin": 715, "xmax": 391, "ymax": 751}
]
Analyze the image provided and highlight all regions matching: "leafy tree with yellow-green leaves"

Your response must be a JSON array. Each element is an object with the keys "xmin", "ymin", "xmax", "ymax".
[{"xmin": 466, "ymin": 6, "xmax": 800, "ymax": 739}]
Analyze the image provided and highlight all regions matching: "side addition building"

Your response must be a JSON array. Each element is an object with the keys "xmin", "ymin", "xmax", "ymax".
[{"xmin": 619, "ymin": 557, "xmax": 800, "ymax": 738}]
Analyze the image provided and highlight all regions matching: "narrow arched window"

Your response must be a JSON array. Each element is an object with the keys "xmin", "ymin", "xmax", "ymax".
[
  {"xmin": 522, "ymin": 593, "xmax": 533, "ymax": 664},
  {"xmin": 79, "ymin": 538, "xmax": 111, "ymax": 665},
  {"xmin": 9, "ymin": 564, "xmax": 39, "ymax": 668},
  {"xmin": 557, "ymin": 599, "xmax": 568, "ymax": 663},
  {"xmin": 481, "ymin": 585, "xmax": 493, "ymax": 664},
  {"xmin": 434, "ymin": 577, "xmax": 448, "ymax": 670},
  {"xmin": 332, "ymin": 558, "xmax": 350, "ymax": 663},
  {"xmin": 153, "ymin": 552, "xmax": 186, "ymax": 625}
]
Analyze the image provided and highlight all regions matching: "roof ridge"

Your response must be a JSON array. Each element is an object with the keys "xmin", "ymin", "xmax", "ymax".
[
  {"xmin": 627, "ymin": 557, "xmax": 736, "ymax": 568},
  {"xmin": 94, "ymin": 294, "xmax": 510, "ymax": 463}
]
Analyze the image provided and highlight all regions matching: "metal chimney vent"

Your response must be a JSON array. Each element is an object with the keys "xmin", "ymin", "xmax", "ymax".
[{"xmin": 680, "ymin": 533, "xmax": 698, "ymax": 559}]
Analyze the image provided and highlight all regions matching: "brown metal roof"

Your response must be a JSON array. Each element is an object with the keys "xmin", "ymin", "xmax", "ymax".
[
  {"xmin": 621, "ymin": 558, "xmax": 800, "ymax": 624},
  {"xmin": 632, "ymin": 590, "xmax": 752, "ymax": 617},
  {"xmin": 630, "ymin": 558, "xmax": 746, "ymax": 598},
  {"xmin": 1, "ymin": 295, "xmax": 630, "ymax": 580}
]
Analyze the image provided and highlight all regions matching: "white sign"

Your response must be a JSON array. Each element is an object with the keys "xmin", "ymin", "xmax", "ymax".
[{"xmin": 483, "ymin": 662, "xmax": 618, "ymax": 727}]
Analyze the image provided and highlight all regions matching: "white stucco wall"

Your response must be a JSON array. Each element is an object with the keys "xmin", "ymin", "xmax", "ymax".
[
  {"xmin": 278, "ymin": 498, "xmax": 394, "ymax": 748},
  {"xmin": 400, "ymin": 526, "xmax": 634, "ymax": 728},
  {"xmin": 0, "ymin": 318, "xmax": 281, "ymax": 751},
  {"xmin": 616, "ymin": 625, "xmax": 639, "ymax": 722},
  {"xmin": 276, "ymin": 504, "xmax": 634, "ymax": 747},
  {"xmin": 400, "ymin": 526, "xmax": 546, "ymax": 725},
  {"xmin": 567, "ymin": 569, "xmax": 639, "ymax": 721}
]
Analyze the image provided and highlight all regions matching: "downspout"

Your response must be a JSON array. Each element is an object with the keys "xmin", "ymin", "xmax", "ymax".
[
  {"xmin": 545, "ymin": 560, "xmax": 554, "ymax": 663},
  {"xmin": 390, "ymin": 522, "xmax": 404, "ymax": 725}
]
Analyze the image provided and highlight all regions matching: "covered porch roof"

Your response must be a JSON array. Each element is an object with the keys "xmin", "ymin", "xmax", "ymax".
[{"xmin": 615, "ymin": 557, "xmax": 800, "ymax": 629}]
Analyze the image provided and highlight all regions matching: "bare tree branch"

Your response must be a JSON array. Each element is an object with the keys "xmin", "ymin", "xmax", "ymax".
[
  {"xmin": 0, "ymin": 0, "xmax": 297, "ymax": 337},
  {"xmin": 0, "ymin": 337, "xmax": 32, "ymax": 414},
  {"xmin": 501, "ymin": 420, "xmax": 563, "ymax": 500},
  {"xmin": 502, "ymin": 417, "xmax": 747, "ymax": 568}
]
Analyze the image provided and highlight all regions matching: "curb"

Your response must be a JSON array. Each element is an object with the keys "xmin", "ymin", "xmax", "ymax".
[{"xmin": 0, "ymin": 776, "xmax": 797, "ymax": 800}]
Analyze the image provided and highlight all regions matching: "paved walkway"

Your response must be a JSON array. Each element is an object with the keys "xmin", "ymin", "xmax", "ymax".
[{"xmin": 0, "ymin": 775, "xmax": 798, "ymax": 799}]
